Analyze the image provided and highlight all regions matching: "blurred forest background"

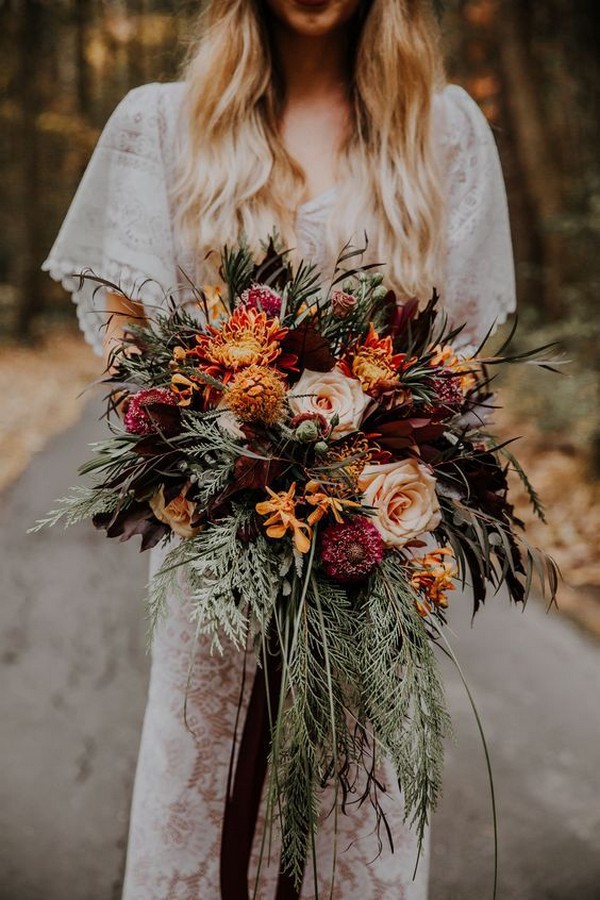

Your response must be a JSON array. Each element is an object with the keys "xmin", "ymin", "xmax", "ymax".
[{"xmin": 0, "ymin": 0, "xmax": 599, "ymax": 623}]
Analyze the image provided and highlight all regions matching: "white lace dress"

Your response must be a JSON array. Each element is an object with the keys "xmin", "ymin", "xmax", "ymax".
[{"xmin": 43, "ymin": 81, "xmax": 516, "ymax": 900}]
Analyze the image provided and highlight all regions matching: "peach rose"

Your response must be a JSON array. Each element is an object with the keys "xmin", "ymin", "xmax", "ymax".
[
  {"xmin": 358, "ymin": 458, "xmax": 441, "ymax": 547},
  {"xmin": 149, "ymin": 483, "xmax": 201, "ymax": 539},
  {"xmin": 288, "ymin": 367, "xmax": 371, "ymax": 438}
]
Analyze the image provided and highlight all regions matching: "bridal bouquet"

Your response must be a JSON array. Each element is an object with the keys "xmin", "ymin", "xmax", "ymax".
[{"xmin": 34, "ymin": 239, "xmax": 558, "ymax": 888}]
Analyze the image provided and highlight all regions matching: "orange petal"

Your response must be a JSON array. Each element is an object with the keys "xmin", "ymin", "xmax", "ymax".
[{"xmin": 293, "ymin": 527, "xmax": 312, "ymax": 554}]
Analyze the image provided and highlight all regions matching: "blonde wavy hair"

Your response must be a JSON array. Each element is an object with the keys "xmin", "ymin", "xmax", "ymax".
[{"xmin": 173, "ymin": 0, "xmax": 446, "ymax": 299}]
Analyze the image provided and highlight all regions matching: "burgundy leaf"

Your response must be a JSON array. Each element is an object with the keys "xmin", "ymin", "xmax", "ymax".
[
  {"xmin": 368, "ymin": 418, "xmax": 445, "ymax": 451},
  {"xmin": 281, "ymin": 321, "xmax": 335, "ymax": 373},
  {"xmin": 144, "ymin": 401, "xmax": 182, "ymax": 437},
  {"xmin": 93, "ymin": 502, "xmax": 169, "ymax": 551},
  {"xmin": 388, "ymin": 296, "xmax": 419, "ymax": 340},
  {"xmin": 207, "ymin": 454, "xmax": 286, "ymax": 518},
  {"xmin": 251, "ymin": 239, "xmax": 291, "ymax": 290}
]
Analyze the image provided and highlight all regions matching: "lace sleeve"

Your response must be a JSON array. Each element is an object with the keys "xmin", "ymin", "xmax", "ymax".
[
  {"xmin": 42, "ymin": 83, "xmax": 177, "ymax": 356},
  {"xmin": 439, "ymin": 84, "xmax": 517, "ymax": 350}
]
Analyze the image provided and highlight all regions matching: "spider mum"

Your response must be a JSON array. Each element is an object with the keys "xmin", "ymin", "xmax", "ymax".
[
  {"xmin": 315, "ymin": 435, "xmax": 378, "ymax": 496},
  {"xmin": 320, "ymin": 516, "xmax": 384, "ymax": 583},
  {"xmin": 197, "ymin": 306, "xmax": 290, "ymax": 371},
  {"xmin": 172, "ymin": 306, "xmax": 297, "ymax": 406},
  {"xmin": 341, "ymin": 323, "xmax": 407, "ymax": 396},
  {"xmin": 224, "ymin": 365, "xmax": 287, "ymax": 425}
]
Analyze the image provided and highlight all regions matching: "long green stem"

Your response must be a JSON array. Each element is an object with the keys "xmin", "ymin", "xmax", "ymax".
[
  {"xmin": 435, "ymin": 626, "xmax": 498, "ymax": 900},
  {"xmin": 310, "ymin": 573, "xmax": 339, "ymax": 900}
]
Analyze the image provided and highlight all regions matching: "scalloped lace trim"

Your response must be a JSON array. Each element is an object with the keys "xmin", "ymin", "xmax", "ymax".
[{"xmin": 42, "ymin": 255, "xmax": 169, "ymax": 357}]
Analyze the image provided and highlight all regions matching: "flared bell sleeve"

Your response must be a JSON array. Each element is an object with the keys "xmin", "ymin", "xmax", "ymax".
[
  {"xmin": 439, "ymin": 84, "xmax": 517, "ymax": 351},
  {"xmin": 42, "ymin": 83, "xmax": 179, "ymax": 356}
]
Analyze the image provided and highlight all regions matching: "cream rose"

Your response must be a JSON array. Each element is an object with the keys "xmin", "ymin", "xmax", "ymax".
[
  {"xmin": 288, "ymin": 367, "xmax": 371, "ymax": 437},
  {"xmin": 149, "ymin": 484, "xmax": 201, "ymax": 539},
  {"xmin": 358, "ymin": 459, "xmax": 441, "ymax": 547}
]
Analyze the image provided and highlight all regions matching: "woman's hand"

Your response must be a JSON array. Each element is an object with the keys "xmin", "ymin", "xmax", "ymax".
[
  {"xmin": 103, "ymin": 291, "xmax": 147, "ymax": 417},
  {"xmin": 103, "ymin": 291, "xmax": 146, "ymax": 372}
]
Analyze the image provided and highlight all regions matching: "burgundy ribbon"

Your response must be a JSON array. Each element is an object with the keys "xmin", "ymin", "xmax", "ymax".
[{"xmin": 220, "ymin": 654, "xmax": 304, "ymax": 899}]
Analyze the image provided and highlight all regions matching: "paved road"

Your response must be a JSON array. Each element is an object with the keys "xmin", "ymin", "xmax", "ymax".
[{"xmin": 1, "ymin": 401, "xmax": 599, "ymax": 900}]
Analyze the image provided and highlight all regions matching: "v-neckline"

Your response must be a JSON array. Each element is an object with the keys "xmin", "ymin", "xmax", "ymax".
[{"xmin": 297, "ymin": 185, "xmax": 337, "ymax": 216}]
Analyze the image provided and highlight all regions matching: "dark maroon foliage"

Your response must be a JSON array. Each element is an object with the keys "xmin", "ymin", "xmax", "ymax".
[
  {"xmin": 93, "ymin": 502, "xmax": 170, "ymax": 551},
  {"xmin": 281, "ymin": 320, "xmax": 336, "ymax": 374}
]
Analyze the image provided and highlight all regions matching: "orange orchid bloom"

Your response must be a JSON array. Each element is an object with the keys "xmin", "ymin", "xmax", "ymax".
[
  {"xmin": 410, "ymin": 548, "xmax": 457, "ymax": 617},
  {"xmin": 255, "ymin": 482, "xmax": 312, "ymax": 554},
  {"xmin": 304, "ymin": 480, "xmax": 362, "ymax": 526},
  {"xmin": 429, "ymin": 343, "xmax": 478, "ymax": 393},
  {"xmin": 170, "ymin": 373, "xmax": 198, "ymax": 407}
]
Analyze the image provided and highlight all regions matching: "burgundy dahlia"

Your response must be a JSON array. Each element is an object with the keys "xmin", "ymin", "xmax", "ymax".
[
  {"xmin": 320, "ymin": 516, "xmax": 384, "ymax": 583},
  {"xmin": 123, "ymin": 387, "xmax": 178, "ymax": 436},
  {"xmin": 240, "ymin": 283, "xmax": 283, "ymax": 318}
]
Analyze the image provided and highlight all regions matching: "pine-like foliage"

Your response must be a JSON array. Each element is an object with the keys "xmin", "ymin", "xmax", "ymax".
[
  {"xmin": 149, "ymin": 506, "xmax": 282, "ymax": 652},
  {"xmin": 27, "ymin": 486, "xmax": 124, "ymax": 531},
  {"xmin": 359, "ymin": 557, "xmax": 450, "ymax": 848}
]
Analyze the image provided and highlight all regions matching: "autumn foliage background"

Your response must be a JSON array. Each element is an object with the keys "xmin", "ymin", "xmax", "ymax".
[{"xmin": 0, "ymin": 0, "xmax": 599, "ymax": 629}]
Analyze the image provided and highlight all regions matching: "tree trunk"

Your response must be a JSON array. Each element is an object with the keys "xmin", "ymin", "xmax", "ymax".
[
  {"xmin": 75, "ymin": 0, "xmax": 94, "ymax": 115},
  {"xmin": 15, "ymin": 0, "xmax": 45, "ymax": 339},
  {"xmin": 497, "ymin": 1, "xmax": 564, "ymax": 320}
]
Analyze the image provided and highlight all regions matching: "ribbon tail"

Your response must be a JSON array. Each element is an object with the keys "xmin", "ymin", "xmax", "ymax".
[{"xmin": 221, "ymin": 648, "xmax": 306, "ymax": 899}]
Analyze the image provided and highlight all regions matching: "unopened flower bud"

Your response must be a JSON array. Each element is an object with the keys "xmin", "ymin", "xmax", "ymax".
[
  {"xmin": 371, "ymin": 273, "xmax": 384, "ymax": 287},
  {"xmin": 295, "ymin": 419, "xmax": 320, "ymax": 443},
  {"xmin": 372, "ymin": 285, "xmax": 389, "ymax": 301},
  {"xmin": 314, "ymin": 440, "xmax": 329, "ymax": 456}
]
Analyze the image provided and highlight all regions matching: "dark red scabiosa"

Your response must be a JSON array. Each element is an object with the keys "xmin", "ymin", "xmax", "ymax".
[
  {"xmin": 123, "ymin": 387, "xmax": 178, "ymax": 436},
  {"xmin": 240, "ymin": 283, "xmax": 283, "ymax": 318},
  {"xmin": 320, "ymin": 516, "xmax": 384, "ymax": 583}
]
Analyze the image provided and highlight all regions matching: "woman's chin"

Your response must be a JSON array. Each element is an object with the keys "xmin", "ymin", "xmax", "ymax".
[{"xmin": 264, "ymin": 0, "xmax": 362, "ymax": 38}]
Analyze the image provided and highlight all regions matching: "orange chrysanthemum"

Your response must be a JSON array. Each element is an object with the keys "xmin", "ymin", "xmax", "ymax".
[
  {"xmin": 410, "ymin": 548, "xmax": 457, "ymax": 617},
  {"xmin": 224, "ymin": 365, "xmax": 287, "ymax": 425},
  {"xmin": 170, "ymin": 307, "xmax": 296, "ymax": 406},
  {"xmin": 304, "ymin": 480, "xmax": 362, "ymax": 526},
  {"xmin": 197, "ymin": 306, "xmax": 292, "ymax": 372},
  {"xmin": 341, "ymin": 323, "xmax": 407, "ymax": 396},
  {"xmin": 255, "ymin": 483, "xmax": 312, "ymax": 554},
  {"xmin": 429, "ymin": 344, "xmax": 478, "ymax": 393}
]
